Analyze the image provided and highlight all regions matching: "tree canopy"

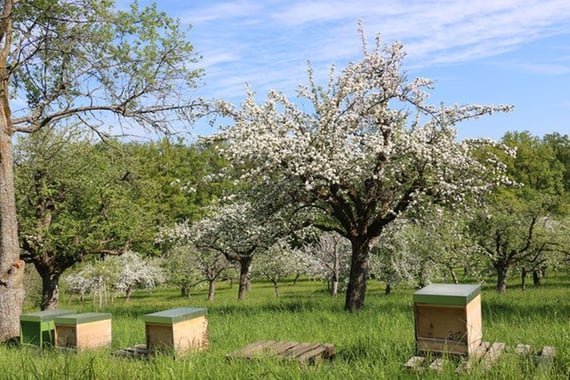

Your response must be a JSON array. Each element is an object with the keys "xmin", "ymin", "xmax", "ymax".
[
  {"xmin": 468, "ymin": 132, "xmax": 569, "ymax": 292},
  {"xmin": 207, "ymin": 25, "xmax": 513, "ymax": 311},
  {"xmin": 0, "ymin": 0, "xmax": 203, "ymax": 341},
  {"xmin": 15, "ymin": 128, "xmax": 150, "ymax": 309}
]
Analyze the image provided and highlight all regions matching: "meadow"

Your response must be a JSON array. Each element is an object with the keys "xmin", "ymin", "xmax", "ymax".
[{"xmin": 1, "ymin": 273, "xmax": 568, "ymax": 380}]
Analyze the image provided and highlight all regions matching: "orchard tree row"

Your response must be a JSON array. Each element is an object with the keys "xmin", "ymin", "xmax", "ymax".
[
  {"xmin": 15, "ymin": 130, "xmax": 230, "ymax": 310},
  {"xmin": 160, "ymin": 126, "xmax": 568, "ymax": 300},
  {"xmin": 16, "ymin": 127, "xmax": 567, "ymax": 309}
]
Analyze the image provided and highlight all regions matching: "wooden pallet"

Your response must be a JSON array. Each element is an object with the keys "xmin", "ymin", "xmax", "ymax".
[
  {"xmin": 112, "ymin": 344, "xmax": 150, "ymax": 359},
  {"xmin": 227, "ymin": 340, "xmax": 335, "ymax": 364},
  {"xmin": 515, "ymin": 344, "xmax": 556, "ymax": 366},
  {"xmin": 405, "ymin": 342, "xmax": 556, "ymax": 373}
]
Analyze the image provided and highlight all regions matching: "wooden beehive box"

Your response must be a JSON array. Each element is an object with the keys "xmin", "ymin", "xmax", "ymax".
[
  {"xmin": 143, "ymin": 307, "xmax": 208, "ymax": 355},
  {"xmin": 413, "ymin": 284, "xmax": 482, "ymax": 356},
  {"xmin": 54, "ymin": 312, "xmax": 112, "ymax": 351},
  {"xmin": 20, "ymin": 309, "xmax": 75, "ymax": 347}
]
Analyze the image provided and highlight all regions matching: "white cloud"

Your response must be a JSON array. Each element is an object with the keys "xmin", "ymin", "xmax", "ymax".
[
  {"xmin": 200, "ymin": 1, "xmax": 567, "ymax": 63},
  {"xmin": 175, "ymin": 0, "xmax": 570, "ymax": 123}
]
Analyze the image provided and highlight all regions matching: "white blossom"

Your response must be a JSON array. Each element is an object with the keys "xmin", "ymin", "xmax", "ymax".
[{"xmin": 204, "ymin": 26, "xmax": 513, "ymax": 310}]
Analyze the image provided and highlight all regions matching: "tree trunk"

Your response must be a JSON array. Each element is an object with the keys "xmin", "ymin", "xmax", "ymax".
[
  {"xmin": 385, "ymin": 283, "xmax": 392, "ymax": 295},
  {"xmin": 521, "ymin": 267, "xmax": 527, "ymax": 291},
  {"xmin": 207, "ymin": 279, "xmax": 215, "ymax": 302},
  {"xmin": 237, "ymin": 256, "xmax": 252, "ymax": 301},
  {"xmin": 0, "ymin": 86, "xmax": 23, "ymax": 341},
  {"xmin": 40, "ymin": 273, "xmax": 61, "ymax": 310},
  {"xmin": 496, "ymin": 265, "xmax": 508, "ymax": 293},
  {"xmin": 449, "ymin": 266, "xmax": 459, "ymax": 285},
  {"xmin": 271, "ymin": 279, "xmax": 280, "ymax": 297},
  {"xmin": 532, "ymin": 270, "xmax": 542, "ymax": 287},
  {"xmin": 0, "ymin": 260, "xmax": 25, "ymax": 342},
  {"xmin": 181, "ymin": 284, "xmax": 190, "ymax": 298},
  {"xmin": 331, "ymin": 276, "xmax": 339, "ymax": 297},
  {"xmin": 345, "ymin": 238, "xmax": 370, "ymax": 311},
  {"xmin": 125, "ymin": 287, "xmax": 132, "ymax": 301}
]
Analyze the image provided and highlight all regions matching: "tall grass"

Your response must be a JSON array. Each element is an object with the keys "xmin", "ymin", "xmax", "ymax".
[{"xmin": 1, "ymin": 273, "xmax": 568, "ymax": 379}]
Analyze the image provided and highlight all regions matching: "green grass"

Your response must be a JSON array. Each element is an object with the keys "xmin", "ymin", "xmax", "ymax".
[{"xmin": 2, "ymin": 273, "xmax": 569, "ymax": 379}]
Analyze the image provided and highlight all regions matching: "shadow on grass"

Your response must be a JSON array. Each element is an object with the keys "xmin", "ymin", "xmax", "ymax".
[
  {"xmin": 482, "ymin": 300, "xmax": 570, "ymax": 322},
  {"xmin": 65, "ymin": 290, "xmax": 416, "ymax": 321},
  {"xmin": 61, "ymin": 273, "xmax": 569, "ymax": 323},
  {"xmin": 335, "ymin": 336, "xmax": 415, "ymax": 365}
]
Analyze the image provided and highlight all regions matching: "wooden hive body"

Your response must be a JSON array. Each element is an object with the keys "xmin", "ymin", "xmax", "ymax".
[
  {"xmin": 413, "ymin": 284, "xmax": 482, "ymax": 356},
  {"xmin": 54, "ymin": 312, "xmax": 112, "ymax": 351},
  {"xmin": 143, "ymin": 307, "xmax": 208, "ymax": 355}
]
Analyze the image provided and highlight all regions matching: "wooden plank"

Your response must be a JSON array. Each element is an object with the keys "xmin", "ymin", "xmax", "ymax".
[
  {"xmin": 536, "ymin": 346, "xmax": 556, "ymax": 367},
  {"xmin": 404, "ymin": 356, "xmax": 425, "ymax": 370},
  {"xmin": 228, "ymin": 340, "xmax": 277, "ymax": 358},
  {"xmin": 415, "ymin": 304, "xmax": 467, "ymax": 342},
  {"xmin": 464, "ymin": 294, "xmax": 483, "ymax": 354},
  {"xmin": 281, "ymin": 343, "xmax": 316, "ymax": 359},
  {"xmin": 429, "ymin": 358, "xmax": 446, "ymax": 372},
  {"xmin": 268, "ymin": 341, "xmax": 298, "ymax": 355},
  {"xmin": 515, "ymin": 344, "xmax": 533, "ymax": 355},
  {"xmin": 227, "ymin": 341, "xmax": 335, "ymax": 364},
  {"xmin": 112, "ymin": 344, "xmax": 150, "ymax": 359},
  {"xmin": 416, "ymin": 337, "xmax": 468, "ymax": 355},
  {"xmin": 295, "ymin": 344, "xmax": 335, "ymax": 364},
  {"xmin": 540, "ymin": 346, "xmax": 556, "ymax": 359},
  {"xmin": 456, "ymin": 342, "xmax": 491, "ymax": 374},
  {"xmin": 472, "ymin": 341, "xmax": 491, "ymax": 359},
  {"xmin": 238, "ymin": 340, "xmax": 276, "ymax": 357},
  {"xmin": 480, "ymin": 342, "xmax": 505, "ymax": 369}
]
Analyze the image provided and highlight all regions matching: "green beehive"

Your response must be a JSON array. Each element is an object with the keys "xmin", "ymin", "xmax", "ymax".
[
  {"xmin": 143, "ymin": 307, "xmax": 208, "ymax": 355},
  {"xmin": 20, "ymin": 309, "xmax": 75, "ymax": 347},
  {"xmin": 413, "ymin": 284, "xmax": 482, "ymax": 356}
]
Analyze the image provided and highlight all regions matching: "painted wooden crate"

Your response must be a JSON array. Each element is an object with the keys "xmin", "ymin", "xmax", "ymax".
[
  {"xmin": 413, "ymin": 284, "xmax": 482, "ymax": 356},
  {"xmin": 143, "ymin": 307, "xmax": 208, "ymax": 355},
  {"xmin": 20, "ymin": 309, "xmax": 75, "ymax": 347},
  {"xmin": 54, "ymin": 312, "xmax": 112, "ymax": 351}
]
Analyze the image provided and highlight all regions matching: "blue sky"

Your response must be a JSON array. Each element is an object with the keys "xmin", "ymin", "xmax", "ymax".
[{"xmin": 138, "ymin": 0, "xmax": 570, "ymax": 140}]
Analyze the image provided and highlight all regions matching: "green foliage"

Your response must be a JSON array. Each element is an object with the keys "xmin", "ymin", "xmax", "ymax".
[
  {"xmin": 543, "ymin": 132, "xmax": 570, "ymax": 193},
  {"xmin": 14, "ymin": 130, "xmax": 228, "ymax": 309},
  {"xmin": 502, "ymin": 131, "xmax": 566, "ymax": 197},
  {"xmin": 15, "ymin": 128, "xmax": 146, "ymax": 263},
  {"xmin": 123, "ymin": 138, "xmax": 231, "ymax": 227},
  {"xmin": 467, "ymin": 132, "xmax": 569, "ymax": 291},
  {"xmin": 16, "ymin": 133, "xmax": 229, "ymax": 262},
  {"xmin": 11, "ymin": 0, "xmax": 203, "ymax": 133}
]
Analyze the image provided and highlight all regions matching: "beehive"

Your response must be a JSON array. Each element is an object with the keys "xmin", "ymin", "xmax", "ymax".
[
  {"xmin": 20, "ymin": 309, "xmax": 75, "ymax": 347},
  {"xmin": 54, "ymin": 312, "xmax": 112, "ymax": 351},
  {"xmin": 143, "ymin": 307, "xmax": 208, "ymax": 355},
  {"xmin": 413, "ymin": 284, "xmax": 482, "ymax": 356}
]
